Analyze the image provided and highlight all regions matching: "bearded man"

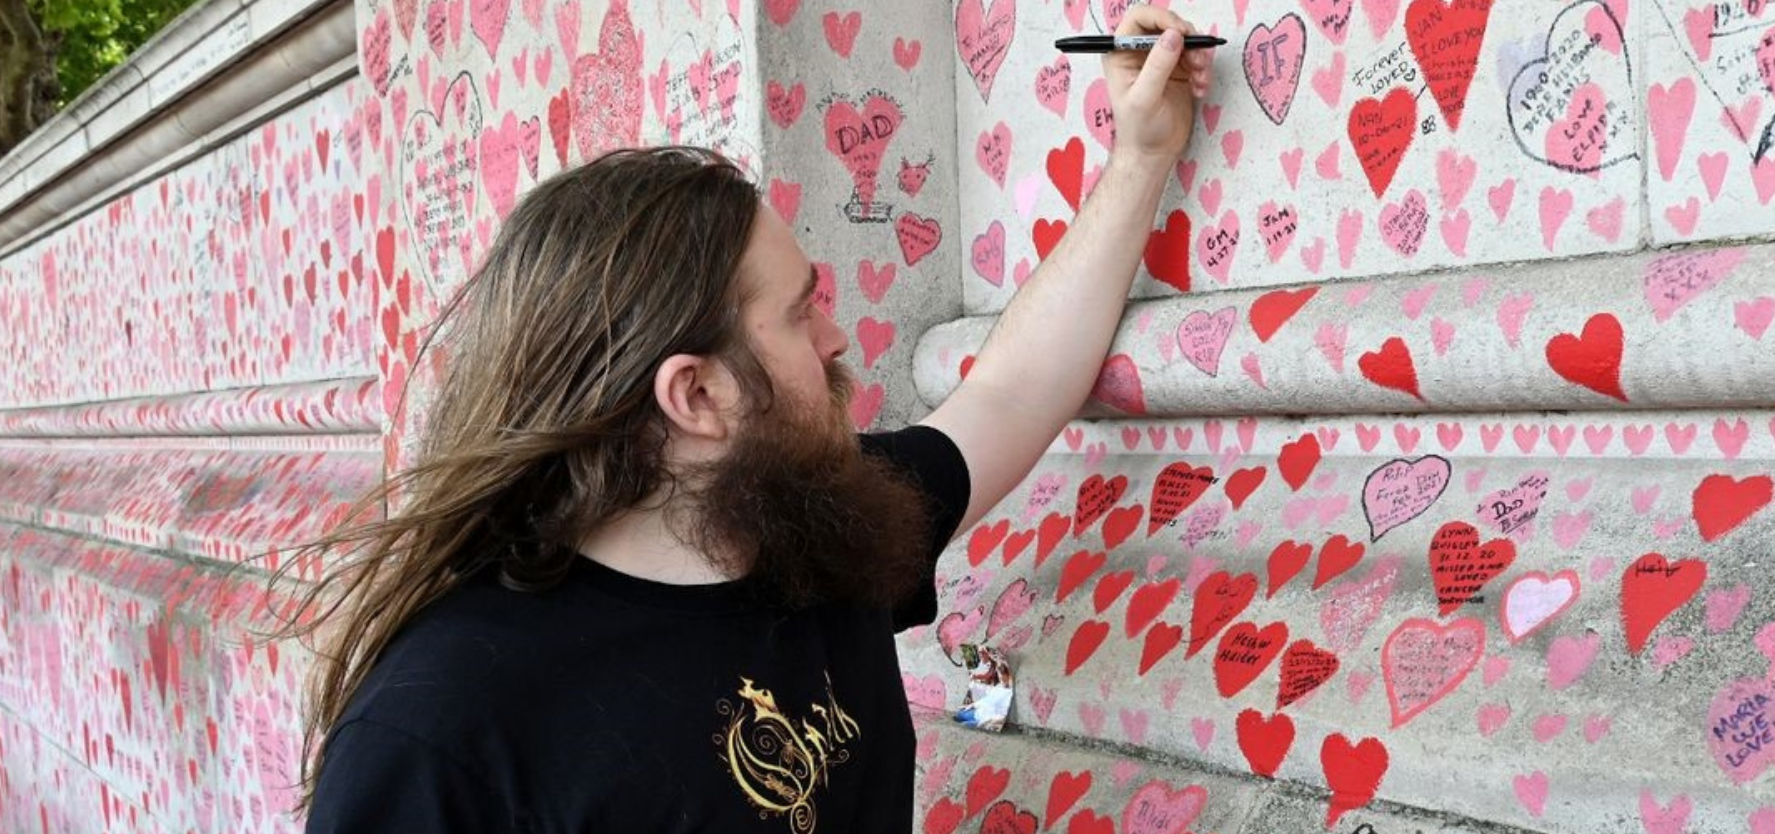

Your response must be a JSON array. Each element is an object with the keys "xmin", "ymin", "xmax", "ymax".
[{"xmin": 295, "ymin": 8, "xmax": 1213, "ymax": 831}]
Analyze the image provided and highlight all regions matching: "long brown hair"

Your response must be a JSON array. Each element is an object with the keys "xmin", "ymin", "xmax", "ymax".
[{"xmin": 263, "ymin": 146, "xmax": 774, "ymax": 814}]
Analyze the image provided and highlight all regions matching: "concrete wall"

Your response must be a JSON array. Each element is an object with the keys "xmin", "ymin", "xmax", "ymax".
[{"xmin": 0, "ymin": 0, "xmax": 1769, "ymax": 831}]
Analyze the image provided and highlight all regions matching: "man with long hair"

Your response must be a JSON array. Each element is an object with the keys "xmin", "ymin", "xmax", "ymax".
[{"xmin": 289, "ymin": 7, "xmax": 1213, "ymax": 831}]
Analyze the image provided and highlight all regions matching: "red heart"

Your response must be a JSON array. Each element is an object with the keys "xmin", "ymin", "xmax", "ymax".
[
  {"xmin": 1089, "ymin": 354, "xmax": 1147, "ymax": 415},
  {"xmin": 1065, "ymin": 619, "xmax": 1111, "ymax": 675},
  {"xmin": 979, "ymin": 800, "xmax": 1038, "ymax": 834},
  {"xmin": 1138, "ymin": 621, "xmax": 1184, "ymax": 676},
  {"xmin": 1148, "ymin": 462, "xmax": 1216, "ymax": 534},
  {"xmin": 1321, "ymin": 733, "xmax": 1389, "ymax": 827},
  {"xmin": 1102, "ymin": 504, "xmax": 1145, "ymax": 550},
  {"xmin": 1000, "ymin": 529, "xmax": 1036, "ymax": 566},
  {"xmin": 1126, "ymin": 577, "xmax": 1181, "ymax": 637},
  {"xmin": 1276, "ymin": 639, "xmax": 1341, "ymax": 709},
  {"xmin": 967, "ymin": 519, "xmax": 1010, "ymax": 566},
  {"xmin": 1035, "ymin": 512, "xmax": 1071, "ymax": 567},
  {"xmin": 1249, "ymin": 287, "xmax": 1318, "ymax": 342},
  {"xmin": 1056, "ymin": 549, "xmax": 1107, "ymax": 604},
  {"xmin": 1033, "ymin": 218, "xmax": 1068, "ymax": 260},
  {"xmin": 1620, "ymin": 552, "xmax": 1707, "ymax": 656},
  {"xmin": 1427, "ymin": 521, "xmax": 1516, "ymax": 616},
  {"xmin": 1092, "ymin": 570, "xmax": 1135, "ymax": 614},
  {"xmin": 924, "ymin": 797, "xmax": 965, "ymax": 834},
  {"xmin": 1404, "ymin": 0, "xmax": 1493, "ymax": 131},
  {"xmin": 1266, "ymin": 540, "xmax": 1314, "ymax": 598},
  {"xmin": 1046, "ymin": 136, "xmax": 1086, "ymax": 211},
  {"xmin": 1064, "ymin": 810, "xmax": 1114, "ymax": 834},
  {"xmin": 1045, "ymin": 772, "xmax": 1093, "ymax": 828},
  {"xmin": 1544, "ymin": 313, "xmax": 1628, "ymax": 401},
  {"xmin": 1313, "ymin": 535, "xmax": 1366, "ymax": 589},
  {"xmin": 1235, "ymin": 708, "xmax": 1295, "ymax": 778},
  {"xmin": 1187, "ymin": 571, "xmax": 1258, "ymax": 657},
  {"xmin": 965, "ymin": 765, "xmax": 1011, "ymax": 818},
  {"xmin": 1143, "ymin": 209, "xmax": 1193, "ymax": 292},
  {"xmin": 1213, "ymin": 621, "xmax": 1289, "ymax": 697},
  {"xmin": 1692, "ymin": 473, "xmax": 1772, "ymax": 542},
  {"xmin": 1074, "ymin": 474, "xmax": 1129, "ymax": 536},
  {"xmin": 1045, "ymin": 771, "xmax": 1093, "ymax": 829},
  {"xmin": 1223, "ymin": 466, "xmax": 1266, "ymax": 509},
  {"xmin": 1347, "ymin": 87, "xmax": 1417, "ymax": 197},
  {"xmin": 959, "ymin": 354, "xmax": 976, "ymax": 379},
  {"xmin": 1359, "ymin": 336, "xmax": 1425, "ymax": 400},
  {"xmin": 1277, "ymin": 433, "xmax": 1322, "ymax": 490},
  {"xmin": 546, "ymin": 88, "xmax": 572, "ymax": 166}
]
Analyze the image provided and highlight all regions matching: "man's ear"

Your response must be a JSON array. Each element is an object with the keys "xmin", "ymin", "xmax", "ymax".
[{"xmin": 654, "ymin": 354, "xmax": 741, "ymax": 441}]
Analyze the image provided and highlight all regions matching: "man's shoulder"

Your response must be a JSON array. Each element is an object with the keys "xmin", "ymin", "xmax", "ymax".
[{"xmin": 335, "ymin": 573, "xmax": 613, "ymax": 734}]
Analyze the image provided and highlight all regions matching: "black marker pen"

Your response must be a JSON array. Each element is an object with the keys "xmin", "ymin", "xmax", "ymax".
[{"xmin": 1055, "ymin": 34, "xmax": 1228, "ymax": 53}]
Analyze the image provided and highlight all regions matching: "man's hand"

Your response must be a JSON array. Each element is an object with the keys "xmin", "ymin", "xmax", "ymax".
[{"xmin": 1102, "ymin": 6, "xmax": 1215, "ymax": 165}]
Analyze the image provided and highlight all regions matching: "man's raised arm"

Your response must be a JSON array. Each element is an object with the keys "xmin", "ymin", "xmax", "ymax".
[{"xmin": 920, "ymin": 6, "xmax": 1216, "ymax": 535}]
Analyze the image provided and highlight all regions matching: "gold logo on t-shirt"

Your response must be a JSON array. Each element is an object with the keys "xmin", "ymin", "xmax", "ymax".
[{"xmin": 715, "ymin": 675, "xmax": 859, "ymax": 833}]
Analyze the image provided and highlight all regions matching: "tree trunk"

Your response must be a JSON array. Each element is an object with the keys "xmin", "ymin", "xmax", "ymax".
[{"xmin": 0, "ymin": 0, "xmax": 59, "ymax": 158}]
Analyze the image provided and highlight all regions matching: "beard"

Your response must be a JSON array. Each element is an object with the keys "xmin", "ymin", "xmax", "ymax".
[{"xmin": 677, "ymin": 360, "xmax": 934, "ymax": 611}]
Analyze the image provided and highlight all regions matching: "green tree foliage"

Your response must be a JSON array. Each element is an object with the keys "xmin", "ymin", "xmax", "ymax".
[{"xmin": 1, "ymin": 0, "xmax": 197, "ymax": 157}]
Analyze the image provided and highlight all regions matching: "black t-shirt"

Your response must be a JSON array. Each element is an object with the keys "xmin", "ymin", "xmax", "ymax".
[{"xmin": 303, "ymin": 425, "xmax": 970, "ymax": 834}]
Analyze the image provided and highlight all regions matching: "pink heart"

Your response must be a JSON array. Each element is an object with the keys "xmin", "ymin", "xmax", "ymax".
[
  {"xmin": 936, "ymin": 607, "xmax": 984, "ymax": 660},
  {"xmin": 1360, "ymin": 0, "xmax": 1399, "ymax": 39},
  {"xmin": 971, "ymin": 221, "xmax": 1005, "ymax": 286},
  {"xmin": 1587, "ymin": 196, "xmax": 1624, "ymax": 242},
  {"xmin": 1383, "ymin": 617, "xmax": 1485, "ymax": 726},
  {"xmin": 1652, "ymin": 636, "xmax": 1695, "ymax": 669},
  {"xmin": 1280, "ymin": 147, "xmax": 1304, "ymax": 187},
  {"xmin": 1439, "ymin": 210, "xmax": 1470, "ymax": 256},
  {"xmin": 1639, "ymin": 791, "xmax": 1692, "ymax": 834},
  {"xmin": 1336, "ymin": 208, "xmax": 1362, "ymax": 269},
  {"xmin": 1035, "ymin": 56, "xmax": 1072, "ymax": 117},
  {"xmin": 1538, "ymin": 186, "xmax": 1573, "ymax": 250},
  {"xmin": 1241, "ymin": 352, "xmax": 1268, "ymax": 389},
  {"xmin": 1436, "ymin": 149, "xmax": 1476, "ymax": 210},
  {"xmin": 1258, "ymin": 200, "xmax": 1298, "ymax": 261},
  {"xmin": 1543, "ymin": 83, "xmax": 1612, "ymax": 174},
  {"xmin": 1084, "ymin": 78, "xmax": 1115, "ymax": 150},
  {"xmin": 821, "ymin": 10, "xmax": 860, "ymax": 57},
  {"xmin": 986, "ymin": 579, "xmax": 1036, "ymax": 638},
  {"xmin": 1312, "ymin": 51, "xmax": 1345, "ymax": 108},
  {"xmin": 1648, "ymin": 79, "xmax": 1696, "ymax": 182},
  {"xmin": 1488, "ymin": 178, "xmax": 1516, "ymax": 221},
  {"xmin": 955, "ymin": 0, "xmax": 1016, "ymax": 101},
  {"xmin": 1242, "ymin": 14, "xmax": 1307, "ymax": 124},
  {"xmin": 1514, "ymin": 772, "xmax": 1549, "ymax": 817},
  {"xmin": 824, "ymin": 94, "xmax": 903, "ymax": 209},
  {"xmin": 1300, "ymin": 0, "xmax": 1353, "ymax": 43},
  {"xmin": 1190, "ymin": 717, "xmax": 1214, "ymax": 751},
  {"xmin": 1546, "ymin": 632, "xmax": 1600, "ymax": 690},
  {"xmin": 1643, "ymin": 248, "xmax": 1745, "ymax": 322},
  {"xmin": 1176, "ymin": 306, "xmax": 1237, "ymax": 377},
  {"xmin": 1737, "ymin": 297, "xmax": 1775, "ymax": 340},
  {"xmin": 1477, "ymin": 703, "xmax": 1511, "ymax": 736},
  {"xmin": 1320, "ymin": 556, "xmax": 1401, "ymax": 653},
  {"xmin": 1196, "ymin": 211, "xmax": 1241, "ymax": 284}
]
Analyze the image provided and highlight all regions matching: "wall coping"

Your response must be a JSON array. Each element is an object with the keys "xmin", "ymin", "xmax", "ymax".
[{"xmin": 0, "ymin": 0, "xmax": 356, "ymax": 260}]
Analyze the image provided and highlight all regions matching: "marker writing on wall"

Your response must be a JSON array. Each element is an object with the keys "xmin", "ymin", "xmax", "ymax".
[{"xmin": 1054, "ymin": 34, "xmax": 1228, "ymax": 53}]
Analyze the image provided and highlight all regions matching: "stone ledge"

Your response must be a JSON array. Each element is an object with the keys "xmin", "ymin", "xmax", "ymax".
[
  {"xmin": 0, "ymin": 0, "xmax": 353, "ymax": 257},
  {"xmin": 0, "ymin": 377, "xmax": 382, "ymax": 437},
  {"xmin": 914, "ymin": 241, "xmax": 1775, "ymax": 417}
]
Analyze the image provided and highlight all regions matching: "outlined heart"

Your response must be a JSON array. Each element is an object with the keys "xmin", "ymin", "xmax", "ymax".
[{"xmin": 1383, "ymin": 616, "xmax": 1485, "ymax": 726}]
